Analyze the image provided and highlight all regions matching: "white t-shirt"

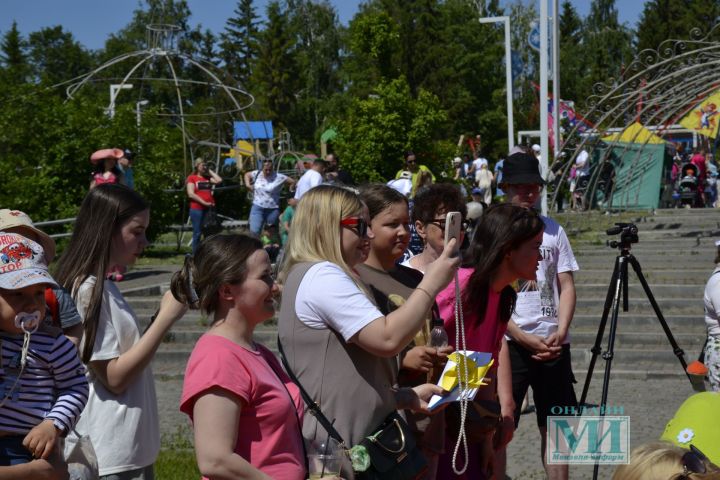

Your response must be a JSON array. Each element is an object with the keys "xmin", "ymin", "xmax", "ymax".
[
  {"xmin": 472, "ymin": 157, "xmax": 488, "ymax": 171},
  {"xmin": 576, "ymin": 150, "xmax": 590, "ymax": 177},
  {"xmin": 67, "ymin": 277, "xmax": 159, "ymax": 476},
  {"xmin": 705, "ymin": 266, "xmax": 720, "ymax": 338},
  {"xmin": 251, "ymin": 170, "xmax": 289, "ymax": 209},
  {"xmin": 294, "ymin": 169, "xmax": 323, "ymax": 200},
  {"xmin": 508, "ymin": 216, "xmax": 579, "ymax": 343},
  {"xmin": 295, "ymin": 262, "xmax": 383, "ymax": 341}
]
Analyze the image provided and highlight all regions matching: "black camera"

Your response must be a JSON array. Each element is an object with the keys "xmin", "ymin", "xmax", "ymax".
[{"xmin": 606, "ymin": 222, "xmax": 639, "ymax": 249}]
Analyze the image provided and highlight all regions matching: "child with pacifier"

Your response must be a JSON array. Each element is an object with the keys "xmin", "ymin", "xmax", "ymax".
[{"xmin": 0, "ymin": 232, "xmax": 89, "ymax": 467}]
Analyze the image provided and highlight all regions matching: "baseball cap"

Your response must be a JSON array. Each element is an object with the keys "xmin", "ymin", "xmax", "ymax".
[
  {"xmin": 90, "ymin": 148, "xmax": 124, "ymax": 165},
  {"xmin": 660, "ymin": 391, "xmax": 720, "ymax": 465},
  {"xmin": 501, "ymin": 152, "xmax": 545, "ymax": 185},
  {"xmin": 532, "ymin": 144, "xmax": 541, "ymax": 153},
  {"xmin": 471, "ymin": 187, "xmax": 483, "ymax": 195},
  {"xmin": 453, "ymin": 157, "xmax": 462, "ymax": 165},
  {"xmin": 0, "ymin": 232, "xmax": 58, "ymax": 290},
  {"xmin": 0, "ymin": 209, "xmax": 56, "ymax": 263}
]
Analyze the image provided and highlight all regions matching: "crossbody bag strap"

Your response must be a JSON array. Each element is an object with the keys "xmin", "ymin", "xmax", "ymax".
[
  {"xmin": 262, "ymin": 348, "xmax": 309, "ymax": 472},
  {"xmin": 277, "ymin": 336, "xmax": 346, "ymax": 445}
]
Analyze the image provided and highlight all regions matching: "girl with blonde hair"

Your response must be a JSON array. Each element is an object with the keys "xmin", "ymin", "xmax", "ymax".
[{"xmin": 278, "ymin": 184, "xmax": 459, "ymax": 477}]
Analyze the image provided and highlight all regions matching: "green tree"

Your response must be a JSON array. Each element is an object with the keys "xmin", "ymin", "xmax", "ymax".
[
  {"xmin": 636, "ymin": 0, "xmax": 720, "ymax": 53},
  {"xmin": 0, "ymin": 21, "xmax": 30, "ymax": 84},
  {"xmin": 558, "ymin": 1, "xmax": 584, "ymax": 104},
  {"xmin": 253, "ymin": 1, "xmax": 298, "ymax": 130},
  {"xmin": 27, "ymin": 26, "xmax": 93, "ymax": 86},
  {"xmin": 220, "ymin": 0, "xmax": 260, "ymax": 89},
  {"xmin": 576, "ymin": 0, "xmax": 634, "ymax": 107},
  {"xmin": 286, "ymin": 0, "xmax": 343, "ymax": 148},
  {"xmin": 344, "ymin": 10, "xmax": 400, "ymax": 95},
  {"xmin": 333, "ymin": 77, "xmax": 447, "ymax": 182}
]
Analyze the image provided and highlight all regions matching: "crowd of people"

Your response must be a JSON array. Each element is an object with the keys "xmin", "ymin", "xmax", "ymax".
[{"xmin": 0, "ymin": 144, "xmax": 719, "ymax": 480}]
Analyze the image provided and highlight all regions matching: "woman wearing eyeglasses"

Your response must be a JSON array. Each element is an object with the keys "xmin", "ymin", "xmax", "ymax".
[
  {"xmin": 278, "ymin": 184, "xmax": 459, "ymax": 477},
  {"xmin": 401, "ymin": 184, "xmax": 468, "ymax": 273},
  {"xmin": 356, "ymin": 184, "xmax": 455, "ymax": 479}
]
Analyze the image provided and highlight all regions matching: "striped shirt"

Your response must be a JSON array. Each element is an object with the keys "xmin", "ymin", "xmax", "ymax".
[{"xmin": 0, "ymin": 328, "xmax": 88, "ymax": 435}]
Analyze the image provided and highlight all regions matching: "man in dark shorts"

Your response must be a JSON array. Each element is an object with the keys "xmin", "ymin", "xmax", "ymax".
[{"xmin": 501, "ymin": 151, "xmax": 579, "ymax": 480}]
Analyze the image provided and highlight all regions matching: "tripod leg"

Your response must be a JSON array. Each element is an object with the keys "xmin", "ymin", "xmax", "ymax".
[
  {"xmin": 579, "ymin": 255, "xmax": 621, "ymax": 409},
  {"xmin": 593, "ymin": 257, "xmax": 627, "ymax": 480},
  {"xmin": 627, "ymin": 255, "xmax": 689, "ymax": 377}
]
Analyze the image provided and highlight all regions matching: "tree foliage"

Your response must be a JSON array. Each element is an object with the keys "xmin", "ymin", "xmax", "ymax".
[
  {"xmin": 1, "ymin": 0, "xmax": 714, "ymax": 229},
  {"xmin": 220, "ymin": 0, "xmax": 260, "ymax": 89}
]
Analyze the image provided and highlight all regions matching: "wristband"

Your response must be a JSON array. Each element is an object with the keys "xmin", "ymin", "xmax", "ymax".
[{"xmin": 415, "ymin": 287, "xmax": 434, "ymax": 302}]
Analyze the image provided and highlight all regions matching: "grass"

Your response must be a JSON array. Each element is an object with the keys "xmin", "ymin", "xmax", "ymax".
[{"xmin": 155, "ymin": 425, "xmax": 200, "ymax": 480}]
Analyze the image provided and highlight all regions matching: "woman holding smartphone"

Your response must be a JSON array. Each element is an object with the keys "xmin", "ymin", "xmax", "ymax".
[{"xmin": 278, "ymin": 185, "xmax": 459, "ymax": 477}]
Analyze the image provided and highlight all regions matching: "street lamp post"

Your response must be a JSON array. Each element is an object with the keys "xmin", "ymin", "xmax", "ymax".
[
  {"xmin": 478, "ymin": 16, "xmax": 514, "ymax": 151},
  {"xmin": 136, "ymin": 100, "xmax": 149, "ymax": 127},
  {"xmin": 107, "ymin": 84, "xmax": 133, "ymax": 119}
]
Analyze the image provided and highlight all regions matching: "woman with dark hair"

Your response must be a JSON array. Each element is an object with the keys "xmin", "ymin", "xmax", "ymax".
[
  {"xmin": 55, "ymin": 184, "xmax": 187, "ymax": 479},
  {"xmin": 358, "ymin": 184, "xmax": 453, "ymax": 479},
  {"xmin": 703, "ymin": 240, "xmax": 720, "ymax": 391},
  {"xmin": 436, "ymin": 203, "xmax": 544, "ymax": 479},
  {"xmin": 175, "ymin": 234, "xmax": 307, "ymax": 479},
  {"xmin": 401, "ymin": 184, "xmax": 468, "ymax": 273},
  {"xmin": 278, "ymin": 184, "xmax": 459, "ymax": 477}
]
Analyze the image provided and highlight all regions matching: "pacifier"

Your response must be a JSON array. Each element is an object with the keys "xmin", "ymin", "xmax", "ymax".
[{"xmin": 14, "ymin": 311, "xmax": 41, "ymax": 334}]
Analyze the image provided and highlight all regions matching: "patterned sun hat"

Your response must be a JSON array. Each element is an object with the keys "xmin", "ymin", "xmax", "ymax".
[{"xmin": 0, "ymin": 232, "xmax": 58, "ymax": 290}]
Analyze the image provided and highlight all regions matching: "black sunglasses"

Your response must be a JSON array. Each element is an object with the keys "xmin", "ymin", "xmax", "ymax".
[
  {"xmin": 340, "ymin": 217, "xmax": 369, "ymax": 238},
  {"xmin": 679, "ymin": 445, "xmax": 708, "ymax": 477},
  {"xmin": 428, "ymin": 218, "xmax": 469, "ymax": 231}
]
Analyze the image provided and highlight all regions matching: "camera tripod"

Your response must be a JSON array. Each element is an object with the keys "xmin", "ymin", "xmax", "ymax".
[{"xmin": 578, "ymin": 224, "xmax": 691, "ymax": 480}]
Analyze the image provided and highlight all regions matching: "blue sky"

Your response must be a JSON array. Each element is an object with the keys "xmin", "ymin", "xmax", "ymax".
[{"xmin": 2, "ymin": 0, "xmax": 645, "ymax": 51}]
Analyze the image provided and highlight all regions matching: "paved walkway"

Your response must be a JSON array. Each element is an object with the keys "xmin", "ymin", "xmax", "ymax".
[
  {"xmin": 153, "ymin": 362, "xmax": 697, "ymax": 479},
  {"xmin": 128, "ymin": 265, "xmax": 700, "ymax": 478}
]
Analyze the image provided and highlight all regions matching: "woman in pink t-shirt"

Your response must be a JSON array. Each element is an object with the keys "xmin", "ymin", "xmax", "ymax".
[
  {"xmin": 175, "ymin": 234, "xmax": 307, "ymax": 480},
  {"xmin": 436, "ymin": 204, "xmax": 544, "ymax": 479}
]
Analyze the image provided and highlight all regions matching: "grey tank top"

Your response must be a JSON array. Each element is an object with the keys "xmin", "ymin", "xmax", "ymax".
[{"xmin": 278, "ymin": 262, "xmax": 398, "ymax": 449}]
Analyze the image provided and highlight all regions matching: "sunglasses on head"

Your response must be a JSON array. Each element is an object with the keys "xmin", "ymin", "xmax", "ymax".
[
  {"xmin": 340, "ymin": 217, "xmax": 369, "ymax": 237},
  {"xmin": 678, "ymin": 445, "xmax": 708, "ymax": 478}
]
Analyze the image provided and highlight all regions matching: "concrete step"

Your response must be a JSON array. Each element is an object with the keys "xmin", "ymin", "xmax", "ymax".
[
  {"xmin": 575, "ymin": 256, "xmax": 711, "ymax": 269},
  {"xmin": 575, "ymin": 269, "xmax": 708, "ymax": 283},
  {"xmin": 571, "ymin": 347, "xmax": 696, "ymax": 372},
  {"xmin": 572, "ymin": 313, "xmax": 706, "ymax": 331},
  {"xmin": 573, "ymin": 246, "xmax": 712, "ymax": 257},
  {"xmin": 570, "ymin": 330, "xmax": 705, "ymax": 348},
  {"xmin": 574, "ymin": 297, "xmax": 703, "ymax": 315},
  {"xmin": 574, "ymin": 283, "xmax": 705, "ymax": 298}
]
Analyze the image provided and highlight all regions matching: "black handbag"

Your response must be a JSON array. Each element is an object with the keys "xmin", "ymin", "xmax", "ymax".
[
  {"xmin": 355, "ymin": 412, "xmax": 427, "ymax": 479},
  {"xmin": 278, "ymin": 338, "xmax": 427, "ymax": 479},
  {"xmin": 201, "ymin": 206, "xmax": 222, "ymax": 236}
]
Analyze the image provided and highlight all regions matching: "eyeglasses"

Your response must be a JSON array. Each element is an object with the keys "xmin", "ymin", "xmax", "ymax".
[
  {"xmin": 679, "ymin": 445, "xmax": 708, "ymax": 478},
  {"xmin": 340, "ymin": 217, "xmax": 369, "ymax": 238},
  {"xmin": 428, "ymin": 218, "xmax": 470, "ymax": 231}
]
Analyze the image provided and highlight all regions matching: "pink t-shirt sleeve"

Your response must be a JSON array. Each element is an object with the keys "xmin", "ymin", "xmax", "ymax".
[{"xmin": 180, "ymin": 336, "xmax": 253, "ymax": 417}]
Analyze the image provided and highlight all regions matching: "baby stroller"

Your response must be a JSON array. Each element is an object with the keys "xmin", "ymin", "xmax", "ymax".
[{"xmin": 673, "ymin": 163, "xmax": 700, "ymax": 208}]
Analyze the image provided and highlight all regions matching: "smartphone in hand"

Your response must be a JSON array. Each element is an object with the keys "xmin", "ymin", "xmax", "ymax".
[{"xmin": 444, "ymin": 211, "xmax": 462, "ymax": 257}]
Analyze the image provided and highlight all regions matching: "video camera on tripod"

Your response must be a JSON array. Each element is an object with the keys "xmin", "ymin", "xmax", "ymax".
[
  {"xmin": 606, "ymin": 222, "xmax": 639, "ymax": 249},
  {"xmin": 581, "ymin": 221, "xmax": 690, "ymax": 480}
]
